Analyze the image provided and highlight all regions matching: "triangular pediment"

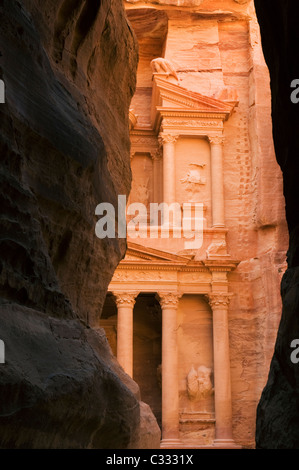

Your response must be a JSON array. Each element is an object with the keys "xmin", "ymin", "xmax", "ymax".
[
  {"xmin": 123, "ymin": 242, "xmax": 191, "ymax": 264},
  {"xmin": 152, "ymin": 75, "xmax": 235, "ymax": 113}
]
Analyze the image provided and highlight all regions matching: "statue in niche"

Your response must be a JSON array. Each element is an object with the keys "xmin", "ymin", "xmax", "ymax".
[
  {"xmin": 187, "ymin": 365, "xmax": 214, "ymax": 401},
  {"xmin": 180, "ymin": 163, "xmax": 206, "ymax": 197},
  {"xmin": 151, "ymin": 57, "xmax": 179, "ymax": 81},
  {"xmin": 131, "ymin": 177, "xmax": 150, "ymax": 208}
]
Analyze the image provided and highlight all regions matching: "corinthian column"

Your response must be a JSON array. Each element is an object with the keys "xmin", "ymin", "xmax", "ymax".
[
  {"xmin": 158, "ymin": 292, "xmax": 182, "ymax": 447},
  {"xmin": 206, "ymin": 293, "xmax": 235, "ymax": 447},
  {"xmin": 158, "ymin": 133, "xmax": 179, "ymax": 204},
  {"xmin": 209, "ymin": 136, "xmax": 225, "ymax": 227},
  {"xmin": 151, "ymin": 148, "xmax": 163, "ymax": 204},
  {"xmin": 113, "ymin": 292, "xmax": 138, "ymax": 377}
]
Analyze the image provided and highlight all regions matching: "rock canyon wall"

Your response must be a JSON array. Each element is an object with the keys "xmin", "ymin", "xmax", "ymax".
[
  {"xmin": 254, "ymin": 0, "xmax": 299, "ymax": 449},
  {"xmin": 0, "ymin": 0, "xmax": 160, "ymax": 448}
]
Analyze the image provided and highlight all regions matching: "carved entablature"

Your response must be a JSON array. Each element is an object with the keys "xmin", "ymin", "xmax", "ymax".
[
  {"xmin": 130, "ymin": 131, "xmax": 159, "ymax": 158},
  {"xmin": 162, "ymin": 118, "xmax": 222, "ymax": 130}
]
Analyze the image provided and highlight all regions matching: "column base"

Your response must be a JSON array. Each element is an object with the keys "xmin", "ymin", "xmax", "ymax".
[
  {"xmin": 213, "ymin": 439, "xmax": 242, "ymax": 449},
  {"xmin": 160, "ymin": 438, "xmax": 183, "ymax": 449}
]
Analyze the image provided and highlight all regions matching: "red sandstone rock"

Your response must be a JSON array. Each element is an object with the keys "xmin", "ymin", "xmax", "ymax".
[
  {"xmin": 254, "ymin": 0, "xmax": 299, "ymax": 449},
  {"xmin": 0, "ymin": 0, "xmax": 160, "ymax": 448}
]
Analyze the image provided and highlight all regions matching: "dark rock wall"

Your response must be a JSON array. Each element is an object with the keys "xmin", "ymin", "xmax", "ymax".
[
  {"xmin": 254, "ymin": 0, "xmax": 299, "ymax": 448},
  {"xmin": 0, "ymin": 0, "xmax": 153, "ymax": 448}
]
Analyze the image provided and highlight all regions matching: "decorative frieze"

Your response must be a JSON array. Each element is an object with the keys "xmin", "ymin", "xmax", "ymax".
[{"xmin": 163, "ymin": 119, "xmax": 221, "ymax": 128}]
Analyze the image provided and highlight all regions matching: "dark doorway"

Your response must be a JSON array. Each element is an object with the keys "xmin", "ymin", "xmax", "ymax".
[{"xmin": 133, "ymin": 293, "xmax": 162, "ymax": 429}]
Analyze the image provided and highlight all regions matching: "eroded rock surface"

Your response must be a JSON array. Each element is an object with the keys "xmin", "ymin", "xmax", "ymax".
[
  {"xmin": 0, "ymin": 0, "xmax": 159, "ymax": 448},
  {"xmin": 255, "ymin": 0, "xmax": 299, "ymax": 448}
]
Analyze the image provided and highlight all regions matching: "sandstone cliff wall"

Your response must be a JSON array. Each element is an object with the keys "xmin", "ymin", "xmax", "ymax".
[
  {"xmin": 0, "ymin": 0, "xmax": 160, "ymax": 448},
  {"xmin": 254, "ymin": 0, "xmax": 299, "ymax": 449}
]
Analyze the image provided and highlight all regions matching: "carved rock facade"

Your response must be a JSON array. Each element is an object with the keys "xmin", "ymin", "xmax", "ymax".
[{"xmin": 99, "ymin": 0, "xmax": 289, "ymax": 449}]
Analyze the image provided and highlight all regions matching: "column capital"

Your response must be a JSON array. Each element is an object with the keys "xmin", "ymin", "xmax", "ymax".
[
  {"xmin": 151, "ymin": 147, "xmax": 163, "ymax": 161},
  {"xmin": 158, "ymin": 292, "xmax": 182, "ymax": 309},
  {"xmin": 158, "ymin": 133, "xmax": 179, "ymax": 146},
  {"xmin": 113, "ymin": 292, "xmax": 139, "ymax": 308},
  {"xmin": 205, "ymin": 292, "xmax": 233, "ymax": 309},
  {"xmin": 208, "ymin": 135, "xmax": 225, "ymax": 146}
]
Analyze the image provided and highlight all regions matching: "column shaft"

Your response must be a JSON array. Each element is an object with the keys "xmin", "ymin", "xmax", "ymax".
[
  {"xmin": 114, "ymin": 292, "xmax": 138, "ymax": 378},
  {"xmin": 159, "ymin": 134, "xmax": 178, "ymax": 204},
  {"xmin": 152, "ymin": 150, "xmax": 162, "ymax": 204},
  {"xmin": 210, "ymin": 137, "xmax": 225, "ymax": 227},
  {"xmin": 159, "ymin": 292, "xmax": 181, "ymax": 446},
  {"xmin": 208, "ymin": 293, "xmax": 234, "ymax": 444}
]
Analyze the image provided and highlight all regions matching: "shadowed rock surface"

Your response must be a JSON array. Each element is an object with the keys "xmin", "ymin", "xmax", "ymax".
[
  {"xmin": 0, "ymin": 0, "xmax": 160, "ymax": 448},
  {"xmin": 255, "ymin": 0, "xmax": 299, "ymax": 449}
]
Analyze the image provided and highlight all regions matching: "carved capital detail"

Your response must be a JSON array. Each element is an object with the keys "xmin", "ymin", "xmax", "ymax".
[
  {"xmin": 204, "ymin": 293, "xmax": 233, "ymax": 309},
  {"xmin": 113, "ymin": 292, "xmax": 139, "ymax": 308},
  {"xmin": 151, "ymin": 148, "xmax": 163, "ymax": 161},
  {"xmin": 158, "ymin": 292, "xmax": 182, "ymax": 309},
  {"xmin": 158, "ymin": 133, "xmax": 179, "ymax": 146},
  {"xmin": 208, "ymin": 135, "xmax": 224, "ymax": 146}
]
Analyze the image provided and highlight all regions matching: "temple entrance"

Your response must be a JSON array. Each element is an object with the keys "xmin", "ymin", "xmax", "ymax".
[
  {"xmin": 133, "ymin": 293, "xmax": 162, "ymax": 429},
  {"xmin": 100, "ymin": 291, "xmax": 162, "ymax": 430}
]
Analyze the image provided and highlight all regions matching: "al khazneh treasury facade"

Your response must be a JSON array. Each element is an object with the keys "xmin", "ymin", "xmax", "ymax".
[{"xmin": 100, "ymin": 0, "xmax": 289, "ymax": 448}]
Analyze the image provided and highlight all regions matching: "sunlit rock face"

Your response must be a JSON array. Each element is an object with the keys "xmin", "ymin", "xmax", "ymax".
[
  {"xmin": 0, "ymin": 0, "xmax": 160, "ymax": 449},
  {"xmin": 254, "ymin": 0, "xmax": 299, "ymax": 449}
]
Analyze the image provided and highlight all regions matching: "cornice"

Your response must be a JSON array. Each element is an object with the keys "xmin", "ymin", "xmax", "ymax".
[{"xmin": 159, "ymin": 109, "xmax": 228, "ymax": 120}]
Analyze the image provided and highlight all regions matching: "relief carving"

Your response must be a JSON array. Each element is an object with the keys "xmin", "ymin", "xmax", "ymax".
[
  {"xmin": 180, "ymin": 163, "xmax": 206, "ymax": 199},
  {"xmin": 206, "ymin": 239, "xmax": 227, "ymax": 257},
  {"xmin": 163, "ymin": 119, "xmax": 220, "ymax": 128},
  {"xmin": 131, "ymin": 178, "xmax": 150, "ymax": 208},
  {"xmin": 187, "ymin": 365, "xmax": 214, "ymax": 401}
]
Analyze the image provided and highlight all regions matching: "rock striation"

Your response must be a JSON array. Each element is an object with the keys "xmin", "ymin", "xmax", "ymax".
[
  {"xmin": 0, "ymin": 0, "xmax": 160, "ymax": 448},
  {"xmin": 254, "ymin": 0, "xmax": 299, "ymax": 449}
]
